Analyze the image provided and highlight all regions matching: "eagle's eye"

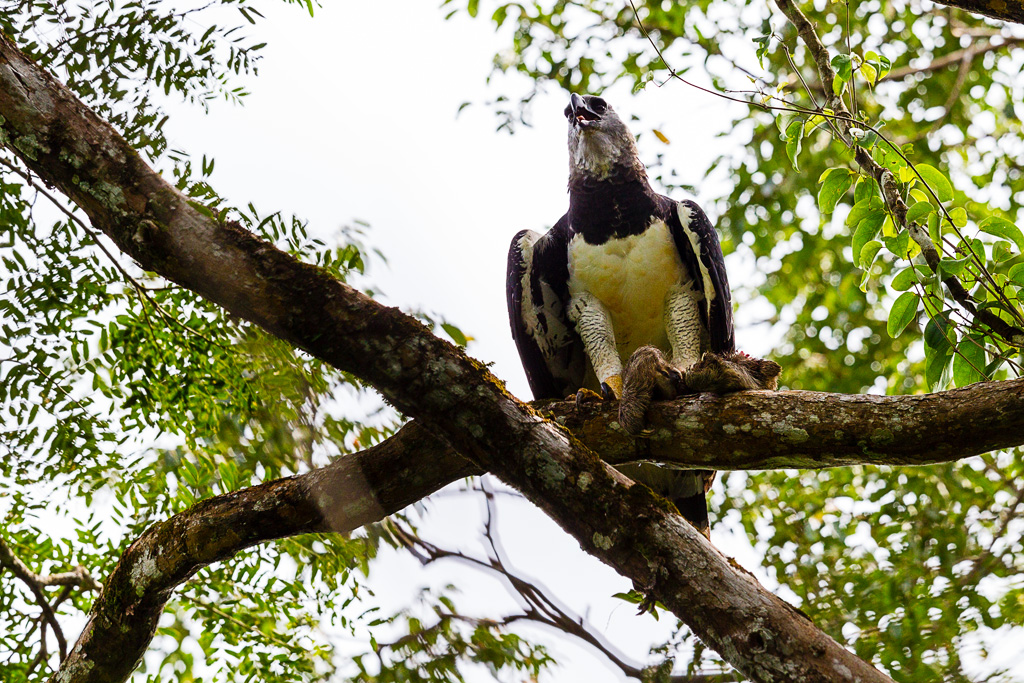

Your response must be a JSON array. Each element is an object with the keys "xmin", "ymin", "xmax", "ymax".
[{"xmin": 589, "ymin": 97, "xmax": 607, "ymax": 113}]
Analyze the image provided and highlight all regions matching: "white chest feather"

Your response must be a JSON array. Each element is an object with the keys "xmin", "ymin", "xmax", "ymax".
[{"xmin": 568, "ymin": 220, "xmax": 692, "ymax": 359}]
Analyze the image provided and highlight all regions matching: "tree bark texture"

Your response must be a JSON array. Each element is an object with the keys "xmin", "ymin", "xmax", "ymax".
[
  {"xmin": 3, "ymin": 31, "xmax": 1006, "ymax": 683},
  {"xmin": 23, "ymin": 373, "xmax": 1024, "ymax": 682},
  {"xmin": 554, "ymin": 378, "xmax": 1024, "ymax": 470},
  {"xmin": 931, "ymin": 0, "xmax": 1024, "ymax": 25}
]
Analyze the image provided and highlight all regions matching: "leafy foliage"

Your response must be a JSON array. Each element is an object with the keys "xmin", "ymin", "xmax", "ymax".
[
  {"xmin": 452, "ymin": 0, "xmax": 1024, "ymax": 679},
  {"xmin": 3, "ymin": 0, "xmax": 1024, "ymax": 681}
]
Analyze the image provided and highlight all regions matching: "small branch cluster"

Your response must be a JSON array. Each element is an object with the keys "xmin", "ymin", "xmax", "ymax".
[
  {"xmin": 0, "ymin": 535, "xmax": 101, "ymax": 672},
  {"xmin": 389, "ymin": 483, "xmax": 738, "ymax": 682}
]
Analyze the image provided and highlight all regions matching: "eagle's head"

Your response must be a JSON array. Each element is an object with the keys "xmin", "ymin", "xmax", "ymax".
[{"xmin": 565, "ymin": 93, "xmax": 643, "ymax": 181}]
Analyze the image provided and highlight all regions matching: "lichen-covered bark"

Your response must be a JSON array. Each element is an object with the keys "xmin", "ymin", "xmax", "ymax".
[
  {"xmin": 932, "ymin": 0, "xmax": 1024, "ymax": 24},
  {"xmin": 0, "ymin": 31, "xmax": 949, "ymax": 683},
  {"xmin": 553, "ymin": 378, "xmax": 1024, "ymax": 470}
]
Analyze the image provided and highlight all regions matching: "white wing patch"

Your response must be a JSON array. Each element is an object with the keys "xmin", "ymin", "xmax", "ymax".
[
  {"xmin": 677, "ymin": 203, "xmax": 717, "ymax": 317},
  {"xmin": 518, "ymin": 231, "xmax": 542, "ymax": 333},
  {"xmin": 518, "ymin": 231, "xmax": 575, "ymax": 359}
]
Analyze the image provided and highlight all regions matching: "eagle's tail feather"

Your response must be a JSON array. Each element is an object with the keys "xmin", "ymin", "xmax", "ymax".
[
  {"xmin": 615, "ymin": 463, "xmax": 714, "ymax": 538},
  {"xmin": 672, "ymin": 491, "xmax": 710, "ymax": 538}
]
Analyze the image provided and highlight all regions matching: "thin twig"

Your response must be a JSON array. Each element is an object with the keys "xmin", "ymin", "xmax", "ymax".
[{"xmin": 392, "ymin": 487, "xmax": 739, "ymax": 683}]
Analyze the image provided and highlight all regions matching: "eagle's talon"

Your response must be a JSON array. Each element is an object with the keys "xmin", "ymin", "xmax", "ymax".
[
  {"xmin": 659, "ymin": 365, "xmax": 685, "ymax": 393},
  {"xmin": 600, "ymin": 382, "xmax": 616, "ymax": 401},
  {"xmin": 574, "ymin": 387, "xmax": 604, "ymax": 408}
]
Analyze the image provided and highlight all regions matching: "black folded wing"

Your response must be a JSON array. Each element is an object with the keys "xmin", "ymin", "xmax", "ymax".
[
  {"xmin": 506, "ymin": 216, "xmax": 586, "ymax": 400},
  {"xmin": 658, "ymin": 197, "xmax": 735, "ymax": 354}
]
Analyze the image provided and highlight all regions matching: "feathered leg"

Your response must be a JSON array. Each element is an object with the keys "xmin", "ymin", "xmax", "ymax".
[{"xmin": 617, "ymin": 345, "xmax": 781, "ymax": 537}]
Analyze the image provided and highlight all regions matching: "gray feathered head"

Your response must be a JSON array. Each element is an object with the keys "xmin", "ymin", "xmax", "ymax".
[{"xmin": 564, "ymin": 93, "xmax": 644, "ymax": 181}]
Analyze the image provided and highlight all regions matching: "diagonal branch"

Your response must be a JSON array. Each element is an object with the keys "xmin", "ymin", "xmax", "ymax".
[{"xmin": 0, "ymin": 29, "xmax": 977, "ymax": 683}]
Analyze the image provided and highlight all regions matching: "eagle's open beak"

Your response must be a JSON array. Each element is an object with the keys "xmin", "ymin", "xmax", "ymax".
[{"xmin": 567, "ymin": 93, "xmax": 600, "ymax": 128}]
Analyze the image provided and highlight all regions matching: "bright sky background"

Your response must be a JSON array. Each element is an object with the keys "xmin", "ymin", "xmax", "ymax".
[{"xmin": 155, "ymin": 0, "xmax": 1022, "ymax": 680}]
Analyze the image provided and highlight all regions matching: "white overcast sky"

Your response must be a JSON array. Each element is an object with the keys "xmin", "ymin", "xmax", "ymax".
[
  {"xmin": 166, "ymin": 0, "xmax": 761, "ymax": 400},
  {"xmin": 156, "ymin": 1, "xmax": 1022, "ymax": 680}
]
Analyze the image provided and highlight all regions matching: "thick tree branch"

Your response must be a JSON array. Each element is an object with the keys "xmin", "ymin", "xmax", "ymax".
[
  {"xmin": 930, "ymin": 0, "xmax": 1024, "ymax": 25},
  {"xmin": 23, "ymin": 373, "xmax": 1024, "ymax": 682},
  {"xmin": 554, "ymin": 377, "xmax": 1024, "ymax": 470},
  {"xmin": 0, "ymin": 31, "xmax": 924, "ymax": 683}
]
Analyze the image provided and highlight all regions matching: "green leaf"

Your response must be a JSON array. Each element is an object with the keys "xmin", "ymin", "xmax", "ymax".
[
  {"xmin": 936, "ymin": 256, "xmax": 969, "ymax": 279},
  {"xmin": 860, "ymin": 62, "xmax": 877, "ymax": 85},
  {"xmin": 441, "ymin": 322, "xmax": 469, "ymax": 347},
  {"xmin": 852, "ymin": 213, "xmax": 886, "ymax": 266},
  {"xmin": 753, "ymin": 34, "xmax": 771, "ymax": 68},
  {"xmin": 914, "ymin": 164, "xmax": 953, "ymax": 203},
  {"xmin": 785, "ymin": 120, "xmax": 803, "ymax": 170},
  {"xmin": 924, "ymin": 314, "xmax": 954, "ymax": 352},
  {"xmin": 928, "ymin": 211, "xmax": 942, "ymax": 244},
  {"xmin": 984, "ymin": 356, "xmax": 1006, "ymax": 379},
  {"xmin": 887, "ymin": 291, "xmax": 919, "ymax": 338},
  {"xmin": 948, "ymin": 206, "xmax": 968, "ymax": 228},
  {"xmin": 817, "ymin": 169, "xmax": 854, "ymax": 214},
  {"xmin": 467, "ymin": 0, "xmax": 479, "ymax": 17},
  {"xmin": 952, "ymin": 334, "xmax": 986, "ymax": 386},
  {"xmin": 846, "ymin": 196, "xmax": 885, "ymax": 228},
  {"xmin": 831, "ymin": 54, "xmax": 852, "ymax": 96},
  {"xmin": 978, "ymin": 216, "xmax": 1024, "ymax": 252},
  {"xmin": 865, "ymin": 51, "xmax": 892, "ymax": 80},
  {"xmin": 775, "ymin": 113, "xmax": 791, "ymax": 138},
  {"xmin": 1008, "ymin": 263, "xmax": 1024, "ymax": 287},
  {"xmin": 992, "ymin": 240, "xmax": 1015, "ymax": 263},
  {"xmin": 925, "ymin": 343, "xmax": 954, "ymax": 390},
  {"xmin": 891, "ymin": 265, "xmax": 930, "ymax": 291},
  {"xmin": 861, "ymin": 240, "xmax": 882, "ymax": 267},
  {"xmin": 853, "ymin": 176, "xmax": 875, "ymax": 205},
  {"xmin": 905, "ymin": 201, "xmax": 933, "ymax": 225},
  {"xmin": 883, "ymin": 229, "xmax": 910, "ymax": 259},
  {"xmin": 832, "ymin": 74, "xmax": 846, "ymax": 97}
]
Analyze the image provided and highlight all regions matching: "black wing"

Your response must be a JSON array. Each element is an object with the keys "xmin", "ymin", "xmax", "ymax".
[
  {"xmin": 506, "ymin": 216, "xmax": 586, "ymax": 399},
  {"xmin": 658, "ymin": 197, "xmax": 735, "ymax": 354}
]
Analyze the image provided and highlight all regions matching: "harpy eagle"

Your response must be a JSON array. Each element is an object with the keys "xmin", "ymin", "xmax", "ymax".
[{"xmin": 506, "ymin": 93, "xmax": 735, "ymax": 534}]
